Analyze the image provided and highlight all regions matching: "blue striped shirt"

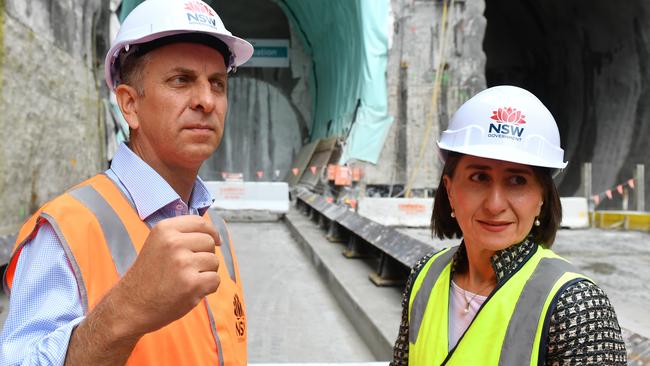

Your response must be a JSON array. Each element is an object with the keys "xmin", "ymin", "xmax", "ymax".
[{"xmin": 0, "ymin": 143, "xmax": 214, "ymax": 366}]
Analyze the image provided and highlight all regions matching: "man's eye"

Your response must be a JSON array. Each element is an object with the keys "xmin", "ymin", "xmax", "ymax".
[
  {"xmin": 212, "ymin": 80, "xmax": 226, "ymax": 90},
  {"xmin": 170, "ymin": 76, "xmax": 188, "ymax": 84}
]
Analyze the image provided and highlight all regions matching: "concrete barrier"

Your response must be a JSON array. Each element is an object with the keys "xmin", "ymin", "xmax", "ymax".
[
  {"xmin": 205, "ymin": 181, "xmax": 289, "ymax": 213},
  {"xmin": 560, "ymin": 197, "xmax": 590, "ymax": 229},
  {"xmin": 357, "ymin": 198, "xmax": 433, "ymax": 227},
  {"xmin": 592, "ymin": 210, "xmax": 650, "ymax": 232},
  {"xmin": 357, "ymin": 196, "xmax": 594, "ymax": 229}
]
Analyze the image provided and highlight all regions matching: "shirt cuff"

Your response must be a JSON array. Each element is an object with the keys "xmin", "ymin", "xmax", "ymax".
[{"xmin": 22, "ymin": 316, "xmax": 85, "ymax": 366}]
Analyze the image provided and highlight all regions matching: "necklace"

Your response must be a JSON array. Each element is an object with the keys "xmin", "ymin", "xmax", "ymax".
[
  {"xmin": 459, "ymin": 278, "xmax": 493, "ymax": 314},
  {"xmin": 461, "ymin": 288, "xmax": 485, "ymax": 313}
]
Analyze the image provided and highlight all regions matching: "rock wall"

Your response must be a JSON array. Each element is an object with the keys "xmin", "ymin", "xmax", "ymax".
[
  {"xmin": 0, "ymin": 0, "xmax": 108, "ymax": 236},
  {"xmin": 363, "ymin": 0, "xmax": 487, "ymax": 190},
  {"xmin": 484, "ymin": 0, "xmax": 650, "ymax": 210},
  {"xmin": 365, "ymin": 0, "xmax": 649, "ymax": 211}
]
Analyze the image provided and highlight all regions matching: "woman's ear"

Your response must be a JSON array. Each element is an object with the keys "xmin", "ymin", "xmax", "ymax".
[{"xmin": 114, "ymin": 84, "xmax": 141, "ymax": 131}]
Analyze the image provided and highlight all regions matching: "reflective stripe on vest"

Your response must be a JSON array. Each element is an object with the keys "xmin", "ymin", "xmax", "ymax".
[
  {"xmin": 408, "ymin": 245, "xmax": 588, "ymax": 366},
  {"xmin": 500, "ymin": 257, "xmax": 581, "ymax": 365},
  {"xmin": 68, "ymin": 185, "xmax": 137, "ymax": 277},
  {"xmin": 409, "ymin": 247, "xmax": 458, "ymax": 344},
  {"xmin": 4, "ymin": 174, "xmax": 247, "ymax": 365},
  {"xmin": 208, "ymin": 210, "xmax": 237, "ymax": 282},
  {"xmin": 205, "ymin": 300, "xmax": 225, "ymax": 366}
]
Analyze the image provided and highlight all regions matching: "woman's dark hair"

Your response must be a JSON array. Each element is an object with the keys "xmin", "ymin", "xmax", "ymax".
[{"xmin": 431, "ymin": 152, "xmax": 563, "ymax": 247}]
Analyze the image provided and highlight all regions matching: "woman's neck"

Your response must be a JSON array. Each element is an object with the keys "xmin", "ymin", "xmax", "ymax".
[{"xmin": 456, "ymin": 242, "xmax": 497, "ymax": 295}]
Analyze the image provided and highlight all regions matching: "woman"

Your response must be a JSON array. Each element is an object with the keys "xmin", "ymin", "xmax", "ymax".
[{"xmin": 391, "ymin": 86, "xmax": 626, "ymax": 365}]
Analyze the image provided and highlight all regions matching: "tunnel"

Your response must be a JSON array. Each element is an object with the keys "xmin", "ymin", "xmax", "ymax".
[
  {"xmin": 115, "ymin": 0, "xmax": 392, "ymax": 183},
  {"xmin": 200, "ymin": 0, "xmax": 311, "ymax": 182},
  {"xmin": 484, "ymin": 0, "xmax": 650, "ymax": 210}
]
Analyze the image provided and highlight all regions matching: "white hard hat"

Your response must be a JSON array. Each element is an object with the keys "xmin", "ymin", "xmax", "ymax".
[
  {"xmin": 104, "ymin": 0, "xmax": 254, "ymax": 91},
  {"xmin": 438, "ymin": 85, "xmax": 567, "ymax": 169}
]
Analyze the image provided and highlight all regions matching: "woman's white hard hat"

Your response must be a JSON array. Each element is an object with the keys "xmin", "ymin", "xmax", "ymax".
[
  {"xmin": 104, "ymin": 0, "xmax": 254, "ymax": 91},
  {"xmin": 438, "ymin": 85, "xmax": 568, "ymax": 169}
]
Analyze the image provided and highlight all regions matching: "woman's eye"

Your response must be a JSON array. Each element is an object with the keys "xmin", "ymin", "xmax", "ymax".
[
  {"xmin": 470, "ymin": 172, "xmax": 489, "ymax": 182},
  {"xmin": 509, "ymin": 176, "xmax": 527, "ymax": 185}
]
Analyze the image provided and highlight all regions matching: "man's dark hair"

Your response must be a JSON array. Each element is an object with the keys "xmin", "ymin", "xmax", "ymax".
[
  {"xmin": 119, "ymin": 33, "xmax": 232, "ymax": 95},
  {"xmin": 431, "ymin": 151, "xmax": 563, "ymax": 247}
]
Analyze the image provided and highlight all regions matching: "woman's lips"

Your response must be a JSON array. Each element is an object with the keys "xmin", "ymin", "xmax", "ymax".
[{"xmin": 477, "ymin": 220, "xmax": 512, "ymax": 232}]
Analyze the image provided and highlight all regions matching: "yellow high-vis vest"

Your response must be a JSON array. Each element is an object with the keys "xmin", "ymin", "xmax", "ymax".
[
  {"xmin": 408, "ymin": 245, "xmax": 589, "ymax": 366},
  {"xmin": 4, "ymin": 174, "xmax": 247, "ymax": 366}
]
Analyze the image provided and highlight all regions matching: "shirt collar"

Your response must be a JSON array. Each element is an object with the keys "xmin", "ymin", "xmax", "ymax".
[
  {"xmin": 109, "ymin": 143, "xmax": 214, "ymax": 220},
  {"xmin": 451, "ymin": 236, "xmax": 538, "ymax": 284}
]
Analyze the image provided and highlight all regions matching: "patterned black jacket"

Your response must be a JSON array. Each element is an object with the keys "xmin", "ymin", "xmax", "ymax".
[{"xmin": 391, "ymin": 238, "xmax": 627, "ymax": 365}]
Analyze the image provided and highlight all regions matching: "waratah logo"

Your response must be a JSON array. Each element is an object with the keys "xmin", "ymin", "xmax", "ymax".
[
  {"xmin": 491, "ymin": 107, "xmax": 526, "ymax": 125},
  {"xmin": 185, "ymin": 0, "xmax": 218, "ymax": 29},
  {"xmin": 488, "ymin": 107, "xmax": 526, "ymax": 141},
  {"xmin": 184, "ymin": 1, "xmax": 214, "ymax": 16}
]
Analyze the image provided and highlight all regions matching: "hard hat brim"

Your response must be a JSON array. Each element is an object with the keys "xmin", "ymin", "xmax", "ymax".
[
  {"xmin": 437, "ymin": 142, "xmax": 568, "ymax": 170},
  {"xmin": 104, "ymin": 31, "xmax": 254, "ymax": 91}
]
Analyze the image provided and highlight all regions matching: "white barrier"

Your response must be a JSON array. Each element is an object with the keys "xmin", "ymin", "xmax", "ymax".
[
  {"xmin": 358, "ymin": 196, "xmax": 589, "ymax": 229},
  {"xmin": 560, "ymin": 197, "xmax": 590, "ymax": 229},
  {"xmin": 204, "ymin": 181, "xmax": 289, "ymax": 213},
  {"xmin": 357, "ymin": 198, "xmax": 433, "ymax": 227}
]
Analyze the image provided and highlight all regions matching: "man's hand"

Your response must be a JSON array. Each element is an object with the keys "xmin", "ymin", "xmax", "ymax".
[
  {"xmin": 65, "ymin": 215, "xmax": 221, "ymax": 365},
  {"xmin": 115, "ymin": 215, "xmax": 222, "ymax": 337}
]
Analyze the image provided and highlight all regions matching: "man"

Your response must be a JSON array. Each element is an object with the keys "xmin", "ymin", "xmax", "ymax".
[{"xmin": 0, "ymin": 0, "xmax": 254, "ymax": 364}]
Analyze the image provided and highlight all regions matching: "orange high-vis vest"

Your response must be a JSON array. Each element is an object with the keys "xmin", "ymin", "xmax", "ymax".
[{"xmin": 3, "ymin": 174, "xmax": 247, "ymax": 365}]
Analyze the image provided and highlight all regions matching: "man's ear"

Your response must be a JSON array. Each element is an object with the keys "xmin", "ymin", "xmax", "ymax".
[{"xmin": 115, "ymin": 84, "xmax": 141, "ymax": 131}]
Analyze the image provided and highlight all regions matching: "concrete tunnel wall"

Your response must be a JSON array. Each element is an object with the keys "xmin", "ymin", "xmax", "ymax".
[{"xmin": 0, "ymin": 0, "xmax": 109, "ymax": 237}]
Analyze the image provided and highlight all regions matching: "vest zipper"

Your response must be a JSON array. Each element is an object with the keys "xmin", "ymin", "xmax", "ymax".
[{"xmin": 439, "ymin": 244, "xmax": 539, "ymax": 365}]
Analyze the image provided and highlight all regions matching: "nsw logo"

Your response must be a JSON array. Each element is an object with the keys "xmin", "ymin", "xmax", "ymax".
[
  {"xmin": 233, "ymin": 294, "xmax": 246, "ymax": 339},
  {"xmin": 488, "ymin": 107, "xmax": 526, "ymax": 141},
  {"xmin": 185, "ymin": 1, "xmax": 218, "ymax": 29}
]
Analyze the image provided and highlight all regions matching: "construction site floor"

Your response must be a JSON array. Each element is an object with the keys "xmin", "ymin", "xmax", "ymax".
[{"xmin": 231, "ymin": 221, "xmax": 376, "ymax": 363}]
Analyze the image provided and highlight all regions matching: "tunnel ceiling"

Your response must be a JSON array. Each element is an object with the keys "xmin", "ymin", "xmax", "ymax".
[{"xmin": 484, "ymin": 0, "xmax": 650, "ymax": 210}]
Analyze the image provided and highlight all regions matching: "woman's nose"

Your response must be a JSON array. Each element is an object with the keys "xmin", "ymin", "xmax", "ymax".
[{"xmin": 483, "ymin": 183, "xmax": 508, "ymax": 214}]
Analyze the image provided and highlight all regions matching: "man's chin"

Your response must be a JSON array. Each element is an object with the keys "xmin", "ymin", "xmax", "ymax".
[{"xmin": 180, "ymin": 144, "xmax": 219, "ymax": 165}]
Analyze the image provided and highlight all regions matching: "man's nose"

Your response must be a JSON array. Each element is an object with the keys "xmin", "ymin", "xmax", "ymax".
[{"xmin": 189, "ymin": 80, "xmax": 216, "ymax": 113}]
